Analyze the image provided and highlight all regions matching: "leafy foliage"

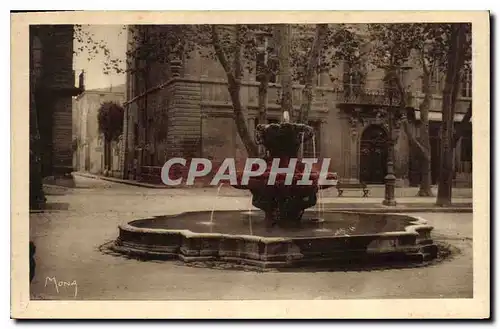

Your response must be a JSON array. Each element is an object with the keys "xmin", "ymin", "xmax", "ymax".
[
  {"xmin": 366, "ymin": 23, "xmax": 471, "ymax": 83},
  {"xmin": 97, "ymin": 101, "xmax": 124, "ymax": 142},
  {"xmin": 290, "ymin": 24, "xmax": 364, "ymax": 84},
  {"xmin": 74, "ymin": 24, "xmax": 363, "ymax": 83},
  {"xmin": 75, "ymin": 23, "xmax": 471, "ymax": 160},
  {"xmin": 364, "ymin": 23, "xmax": 472, "ymax": 197}
]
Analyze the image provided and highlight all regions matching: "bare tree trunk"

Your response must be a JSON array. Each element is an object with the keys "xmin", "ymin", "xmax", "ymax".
[
  {"xmin": 417, "ymin": 73, "xmax": 433, "ymax": 196},
  {"xmin": 452, "ymin": 104, "xmax": 472, "ymax": 147},
  {"xmin": 297, "ymin": 24, "xmax": 328, "ymax": 124},
  {"xmin": 257, "ymin": 76, "xmax": 268, "ymax": 125},
  {"xmin": 211, "ymin": 25, "xmax": 259, "ymax": 157},
  {"xmin": 386, "ymin": 69, "xmax": 431, "ymax": 161},
  {"xmin": 277, "ymin": 24, "xmax": 294, "ymax": 119},
  {"xmin": 436, "ymin": 23, "xmax": 467, "ymax": 206},
  {"xmin": 257, "ymin": 74, "xmax": 268, "ymax": 156}
]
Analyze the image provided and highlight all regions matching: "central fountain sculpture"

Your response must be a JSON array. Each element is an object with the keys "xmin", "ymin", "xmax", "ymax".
[
  {"xmin": 110, "ymin": 111, "xmax": 438, "ymax": 269},
  {"xmin": 233, "ymin": 111, "xmax": 337, "ymax": 224}
]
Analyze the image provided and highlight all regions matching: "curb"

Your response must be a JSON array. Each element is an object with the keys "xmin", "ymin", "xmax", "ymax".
[
  {"xmin": 73, "ymin": 173, "xmax": 473, "ymax": 213},
  {"xmin": 74, "ymin": 172, "xmax": 167, "ymax": 189},
  {"xmin": 74, "ymin": 172, "xmax": 216, "ymax": 189},
  {"xmin": 319, "ymin": 207, "xmax": 472, "ymax": 213}
]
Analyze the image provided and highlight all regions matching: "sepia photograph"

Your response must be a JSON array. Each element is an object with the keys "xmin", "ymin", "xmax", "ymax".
[{"xmin": 11, "ymin": 11, "xmax": 489, "ymax": 319}]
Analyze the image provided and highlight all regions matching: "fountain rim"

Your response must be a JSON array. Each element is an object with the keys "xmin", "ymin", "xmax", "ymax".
[{"xmin": 118, "ymin": 210, "xmax": 433, "ymax": 242}]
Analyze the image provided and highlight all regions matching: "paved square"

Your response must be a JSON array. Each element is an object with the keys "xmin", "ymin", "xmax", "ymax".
[{"xmin": 30, "ymin": 176, "xmax": 472, "ymax": 300}]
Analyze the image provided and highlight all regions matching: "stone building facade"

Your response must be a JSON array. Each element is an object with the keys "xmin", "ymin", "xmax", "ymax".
[
  {"xmin": 72, "ymin": 84, "xmax": 126, "ymax": 177},
  {"xmin": 30, "ymin": 25, "xmax": 83, "ymax": 187},
  {"xmin": 119, "ymin": 25, "xmax": 472, "ymax": 187}
]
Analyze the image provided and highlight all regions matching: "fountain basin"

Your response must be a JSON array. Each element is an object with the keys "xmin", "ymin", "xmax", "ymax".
[{"xmin": 111, "ymin": 211, "xmax": 438, "ymax": 269}]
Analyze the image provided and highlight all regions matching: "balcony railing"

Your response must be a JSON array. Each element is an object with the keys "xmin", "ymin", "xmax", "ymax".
[
  {"xmin": 198, "ymin": 80, "xmax": 412, "ymax": 109},
  {"xmin": 199, "ymin": 79, "xmax": 330, "ymax": 110},
  {"xmin": 333, "ymin": 85, "xmax": 412, "ymax": 107}
]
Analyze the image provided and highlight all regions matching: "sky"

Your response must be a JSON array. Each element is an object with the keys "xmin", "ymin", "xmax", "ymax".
[{"xmin": 73, "ymin": 25, "xmax": 127, "ymax": 90}]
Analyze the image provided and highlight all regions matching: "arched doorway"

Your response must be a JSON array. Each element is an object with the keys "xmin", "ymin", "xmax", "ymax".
[{"xmin": 359, "ymin": 125, "xmax": 388, "ymax": 184}]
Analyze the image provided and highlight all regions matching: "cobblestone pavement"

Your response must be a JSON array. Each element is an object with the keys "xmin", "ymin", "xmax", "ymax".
[{"xmin": 30, "ymin": 176, "xmax": 473, "ymax": 300}]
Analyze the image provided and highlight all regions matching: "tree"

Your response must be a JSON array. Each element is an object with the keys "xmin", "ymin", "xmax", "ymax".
[
  {"xmin": 98, "ymin": 101, "xmax": 124, "ymax": 171},
  {"xmin": 252, "ymin": 25, "xmax": 278, "ymax": 130},
  {"xmin": 75, "ymin": 23, "xmax": 373, "ymax": 169},
  {"xmin": 291, "ymin": 24, "xmax": 364, "ymax": 123},
  {"xmin": 436, "ymin": 23, "xmax": 470, "ymax": 206},
  {"xmin": 77, "ymin": 24, "xmax": 272, "ymax": 157},
  {"xmin": 367, "ymin": 23, "xmax": 471, "ymax": 197},
  {"xmin": 75, "ymin": 24, "xmax": 342, "ymax": 156},
  {"xmin": 210, "ymin": 25, "xmax": 260, "ymax": 156},
  {"xmin": 276, "ymin": 24, "xmax": 294, "ymax": 120},
  {"xmin": 98, "ymin": 101, "xmax": 124, "ymax": 142},
  {"xmin": 296, "ymin": 24, "xmax": 328, "ymax": 123},
  {"xmin": 368, "ymin": 23, "xmax": 434, "ymax": 196}
]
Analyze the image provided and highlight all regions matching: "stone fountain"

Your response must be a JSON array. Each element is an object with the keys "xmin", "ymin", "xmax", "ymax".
[
  {"xmin": 232, "ymin": 111, "xmax": 337, "ymax": 225},
  {"xmin": 109, "ymin": 111, "xmax": 438, "ymax": 269}
]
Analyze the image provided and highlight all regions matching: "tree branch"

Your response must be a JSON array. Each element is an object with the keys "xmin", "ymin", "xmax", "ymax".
[
  {"xmin": 211, "ymin": 25, "xmax": 258, "ymax": 157},
  {"xmin": 211, "ymin": 25, "xmax": 236, "ymax": 84},
  {"xmin": 233, "ymin": 25, "xmax": 243, "ymax": 83},
  {"xmin": 297, "ymin": 24, "xmax": 328, "ymax": 123},
  {"xmin": 277, "ymin": 24, "xmax": 293, "ymax": 117},
  {"xmin": 419, "ymin": 49, "xmax": 429, "ymax": 78},
  {"xmin": 386, "ymin": 69, "xmax": 431, "ymax": 161}
]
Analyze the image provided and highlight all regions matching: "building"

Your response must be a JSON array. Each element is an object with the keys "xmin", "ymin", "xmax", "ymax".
[
  {"xmin": 30, "ymin": 25, "xmax": 83, "ymax": 192},
  {"xmin": 73, "ymin": 84, "xmax": 126, "ymax": 177},
  {"xmin": 119, "ymin": 24, "xmax": 472, "ymax": 187}
]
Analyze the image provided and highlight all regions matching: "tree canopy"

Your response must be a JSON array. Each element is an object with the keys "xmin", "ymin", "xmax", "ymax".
[{"xmin": 97, "ymin": 101, "xmax": 124, "ymax": 142}]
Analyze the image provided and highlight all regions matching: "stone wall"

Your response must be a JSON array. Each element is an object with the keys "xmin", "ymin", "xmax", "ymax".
[
  {"xmin": 73, "ymin": 89, "xmax": 125, "ymax": 175},
  {"xmin": 166, "ymin": 80, "xmax": 203, "ymax": 159},
  {"xmin": 121, "ymin": 23, "xmax": 472, "ymax": 186},
  {"xmin": 32, "ymin": 25, "xmax": 79, "ymax": 178}
]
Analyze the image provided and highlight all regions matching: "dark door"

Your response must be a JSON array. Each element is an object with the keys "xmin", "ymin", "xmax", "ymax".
[
  {"xmin": 409, "ymin": 141, "xmax": 422, "ymax": 187},
  {"xmin": 359, "ymin": 125, "xmax": 388, "ymax": 184},
  {"xmin": 85, "ymin": 146, "xmax": 90, "ymax": 171},
  {"xmin": 429, "ymin": 122, "xmax": 441, "ymax": 185}
]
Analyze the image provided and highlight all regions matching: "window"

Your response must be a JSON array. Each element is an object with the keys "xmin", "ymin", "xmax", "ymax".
[
  {"xmin": 294, "ymin": 51, "xmax": 325, "ymax": 86},
  {"xmin": 255, "ymin": 34, "xmax": 277, "ymax": 83},
  {"xmin": 460, "ymin": 137, "xmax": 472, "ymax": 162},
  {"xmin": 343, "ymin": 62, "xmax": 363, "ymax": 97},
  {"xmin": 133, "ymin": 123, "xmax": 139, "ymax": 145},
  {"xmin": 430, "ymin": 66, "xmax": 443, "ymax": 94},
  {"xmin": 460, "ymin": 67, "xmax": 472, "ymax": 98},
  {"xmin": 316, "ymin": 56, "xmax": 323, "ymax": 87},
  {"xmin": 460, "ymin": 125, "xmax": 472, "ymax": 162}
]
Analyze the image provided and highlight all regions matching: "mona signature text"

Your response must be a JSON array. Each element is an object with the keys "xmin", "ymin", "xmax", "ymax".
[{"xmin": 44, "ymin": 277, "xmax": 78, "ymax": 298}]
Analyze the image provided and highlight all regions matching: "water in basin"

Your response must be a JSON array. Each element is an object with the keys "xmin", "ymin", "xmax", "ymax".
[{"xmin": 129, "ymin": 211, "xmax": 414, "ymax": 238}]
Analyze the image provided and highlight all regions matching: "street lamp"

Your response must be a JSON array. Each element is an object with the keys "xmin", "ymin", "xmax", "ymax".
[
  {"xmin": 382, "ymin": 82, "xmax": 397, "ymax": 206},
  {"xmin": 382, "ymin": 65, "xmax": 411, "ymax": 207}
]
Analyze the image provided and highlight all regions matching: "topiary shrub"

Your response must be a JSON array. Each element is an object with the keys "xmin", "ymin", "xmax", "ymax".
[{"xmin": 97, "ymin": 101, "xmax": 124, "ymax": 142}]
